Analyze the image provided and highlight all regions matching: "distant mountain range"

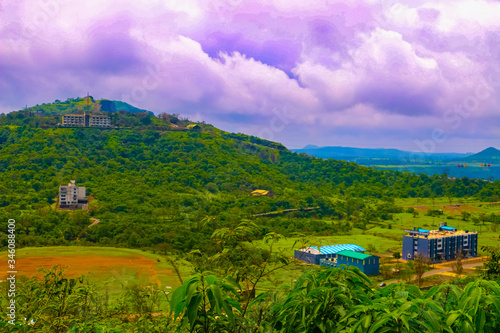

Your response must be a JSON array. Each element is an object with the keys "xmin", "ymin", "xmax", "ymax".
[{"xmin": 292, "ymin": 146, "xmax": 472, "ymax": 163}]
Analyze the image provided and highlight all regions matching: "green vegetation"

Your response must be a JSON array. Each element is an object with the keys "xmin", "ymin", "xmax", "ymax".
[
  {"xmin": 0, "ymin": 97, "xmax": 181, "ymax": 129},
  {"xmin": 1, "ymin": 98, "xmax": 500, "ymax": 331},
  {"xmin": 293, "ymin": 146, "xmax": 500, "ymax": 180},
  {"xmin": 0, "ymin": 246, "xmax": 190, "ymax": 285},
  {"xmin": 0, "ymin": 246, "xmax": 191, "ymax": 313},
  {"xmin": 8, "ymin": 97, "xmax": 153, "ymax": 117},
  {"xmin": 1, "ymin": 238, "xmax": 499, "ymax": 332},
  {"xmin": 1, "ymin": 101, "xmax": 499, "ymax": 255}
]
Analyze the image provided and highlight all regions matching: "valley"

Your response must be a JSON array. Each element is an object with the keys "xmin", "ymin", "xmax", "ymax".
[{"xmin": 0, "ymin": 99, "xmax": 499, "ymax": 331}]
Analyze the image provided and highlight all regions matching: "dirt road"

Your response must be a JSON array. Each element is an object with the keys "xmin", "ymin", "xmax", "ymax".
[{"xmin": 385, "ymin": 261, "xmax": 485, "ymax": 286}]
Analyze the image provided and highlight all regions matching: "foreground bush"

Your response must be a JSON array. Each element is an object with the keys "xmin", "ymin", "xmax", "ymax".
[{"xmin": 1, "ymin": 265, "xmax": 499, "ymax": 332}]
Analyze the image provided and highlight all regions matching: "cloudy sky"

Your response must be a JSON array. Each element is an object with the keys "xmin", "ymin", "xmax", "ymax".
[{"xmin": 1, "ymin": 0, "xmax": 500, "ymax": 152}]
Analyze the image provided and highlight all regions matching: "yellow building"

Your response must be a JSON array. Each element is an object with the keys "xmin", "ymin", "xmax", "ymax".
[
  {"xmin": 251, "ymin": 189, "xmax": 274, "ymax": 197},
  {"xmin": 186, "ymin": 124, "xmax": 201, "ymax": 130}
]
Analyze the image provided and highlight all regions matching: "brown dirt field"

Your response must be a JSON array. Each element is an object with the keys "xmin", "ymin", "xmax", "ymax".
[
  {"xmin": 413, "ymin": 206, "xmax": 427, "ymax": 213},
  {"xmin": 412, "ymin": 204, "xmax": 480, "ymax": 215},
  {"xmin": 0, "ymin": 254, "xmax": 173, "ymax": 286},
  {"xmin": 442, "ymin": 205, "xmax": 479, "ymax": 215}
]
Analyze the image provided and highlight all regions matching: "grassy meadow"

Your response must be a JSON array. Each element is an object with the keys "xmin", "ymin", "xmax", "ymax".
[
  {"xmin": 257, "ymin": 198, "xmax": 500, "ymax": 258},
  {"xmin": 0, "ymin": 246, "xmax": 193, "ymax": 308}
]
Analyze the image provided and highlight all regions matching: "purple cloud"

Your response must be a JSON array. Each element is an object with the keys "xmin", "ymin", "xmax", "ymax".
[{"xmin": 0, "ymin": 0, "xmax": 499, "ymax": 153}]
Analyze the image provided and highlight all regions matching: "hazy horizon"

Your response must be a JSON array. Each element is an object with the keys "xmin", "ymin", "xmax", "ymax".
[{"xmin": 294, "ymin": 144, "xmax": 499, "ymax": 155}]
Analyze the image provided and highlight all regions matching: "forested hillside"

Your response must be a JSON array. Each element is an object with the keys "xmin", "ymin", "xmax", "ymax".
[{"xmin": 0, "ymin": 99, "xmax": 499, "ymax": 252}]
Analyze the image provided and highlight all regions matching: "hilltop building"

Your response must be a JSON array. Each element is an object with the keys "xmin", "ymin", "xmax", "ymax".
[
  {"xmin": 59, "ymin": 180, "xmax": 88, "ymax": 209},
  {"xmin": 61, "ymin": 114, "xmax": 110, "ymax": 127},
  {"xmin": 402, "ymin": 222, "xmax": 478, "ymax": 262},
  {"xmin": 186, "ymin": 124, "xmax": 201, "ymax": 130}
]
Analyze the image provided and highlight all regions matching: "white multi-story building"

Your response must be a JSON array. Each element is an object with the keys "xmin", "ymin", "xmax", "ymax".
[
  {"xmin": 89, "ymin": 115, "xmax": 111, "ymax": 127},
  {"xmin": 62, "ymin": 114, "xmax": 110, "ymax": 127},
  {"xmin": 62, "ymin": 114, "xmax": 86, "ymax": 126},
  {"xmin": 59, "ymin": 180, "xmax": 88, "ymax": 209}
]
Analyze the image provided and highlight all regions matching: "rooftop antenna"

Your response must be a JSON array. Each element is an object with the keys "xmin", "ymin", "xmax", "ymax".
[{"xmin": 86, "ymin": 91, "xmax": 90, "ymax": 115}]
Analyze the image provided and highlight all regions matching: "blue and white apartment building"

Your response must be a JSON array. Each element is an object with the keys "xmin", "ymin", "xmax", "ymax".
[{"xmin": 402, "ymin": 222, "xmax": 478, "ymax": 262}]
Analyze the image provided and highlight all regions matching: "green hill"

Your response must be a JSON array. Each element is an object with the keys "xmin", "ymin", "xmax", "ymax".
[
  {"xmin": 12, "ymin": 96, "xmax": 154, "ymax": 116},
  {"xmin": 0, "ymin": 98, "xmax": 499, "ymax": 252},
  {"xmin": 111, "ymin": 100, "xmax": 154, "ymax": 115},
  {"xmin": 464, "ymin": 147, "xmax": 500, "ymax": 161}
]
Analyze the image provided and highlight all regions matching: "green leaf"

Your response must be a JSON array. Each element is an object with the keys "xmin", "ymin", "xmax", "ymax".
[
  {"xmin": 446, "ymin": 313, "xmax": 460, "ymax": 327},
  {"xmin": 397, "ymin": 301, "xmax": 412, "ymax": 314},
  {"xmin": 462, "ymin": 320, "xmax": 475, "ymax": 333},
  {"xmin": 170, "ymin": 285, "xmax": 187, "ymax": 319},
  {"xmin": 222, "ymin": 299, "xmax": 235, "ymax": 324},
  {"xmin": 363, "ymin": 314, "xmax": 372, "ymax": 328},
  {"xmin": 474, "ymin": 309, "xmax": 486, "ymax": 333},
  {"xmin": 249, "ymin": 292, "xmax": 270, "ymax": 308},
  {"xmin": 205, "ymin": 275, "xmax": 217, "ymax": 285},
  {"xmin": 400, "ymin": 315, "xmax": 410, "ymax": 332},
  {"xmin": 187, "ymin": 294, "xmax": 203, "ymax": 331},
  {"xmin": 208, "ymin": 283, "xmax": 224, "ymax": 313},
  {"xmin": 351, "ymin": 314, "xmax": 370, "ymax": 332},
  {"xmin": 222, "ymin": 276, "xmax": 241, "ymax": 290},
  {"xmin": 226, "ymin": 297, "xmax": 242, "ymax": 313},
  {"xmin": 486, "ymin": 294, "xmax": 500, "ymax": 315},
  {"xmin": 368, "ymin": 317, "xmax": 391, "ymax": 333},
  {"xmin": 185, "ymin": 276, "xmax": 201, "ymax": 305},
  {"xmin": 422, "ymin": 309, "xmax": 441, "ymax": 332}
]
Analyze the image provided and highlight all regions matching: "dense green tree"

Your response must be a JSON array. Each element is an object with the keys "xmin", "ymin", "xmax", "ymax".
[{"xmin": 1, "ymin": 102, "xmax": 499, "ymax": 253}]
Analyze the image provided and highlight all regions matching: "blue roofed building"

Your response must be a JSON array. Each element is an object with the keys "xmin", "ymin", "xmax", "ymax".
[
  {"xmin": 402, "ymin": 222, "xmax": 477, "ymax": 262},
  {"xmin": 294, "ymin": 244, "xmax": 366, "ymax": 265},
  {"xmin": 439, "ymin": 225, "xmax": 457, "ymax": 232},
  {"xmin": 319, "ymin": 250, "xmax": 380, "ymax": 275}
]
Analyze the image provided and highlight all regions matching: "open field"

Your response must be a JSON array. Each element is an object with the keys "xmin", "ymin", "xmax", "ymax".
[
  {"xmin": 0, "ymin": 246, "xmax": 192, "ymax": 305},
  {"xmin": 259, "ymin": 199, "xmax": 499, "ymax": 261},
  {"xmin": 375, "ymin": 165, "xmax": 500, "ymax": 180},
  {"xmin": 254, "ymin": 233, "xmax": 400, "ymax": 258},
  {"xmin": 1, "ymin": 199, "xmax": 497, "ymax": 300},
  {"xmin": 253, "ymin": 199, "xmax": 499, "ymax": 290},
  {"xmin": 251, "ymin": 232, "xmax": 400, "ymax": 291},
  {"xmin": 392, "ymin": 200, "xmax": 500, "ymax": 251},
  {"xmin": 394, "ymin": 197, "xmax": 498, "ymax": 206},
  {"xmin": 0, "ymin": 246, "xmax": 190, "ymax": 287}
]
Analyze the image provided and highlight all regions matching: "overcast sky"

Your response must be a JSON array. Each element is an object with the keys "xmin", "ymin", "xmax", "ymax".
[{"xmin": 1, "ymin": 0, "xmax": 499, "ymax": 152}]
